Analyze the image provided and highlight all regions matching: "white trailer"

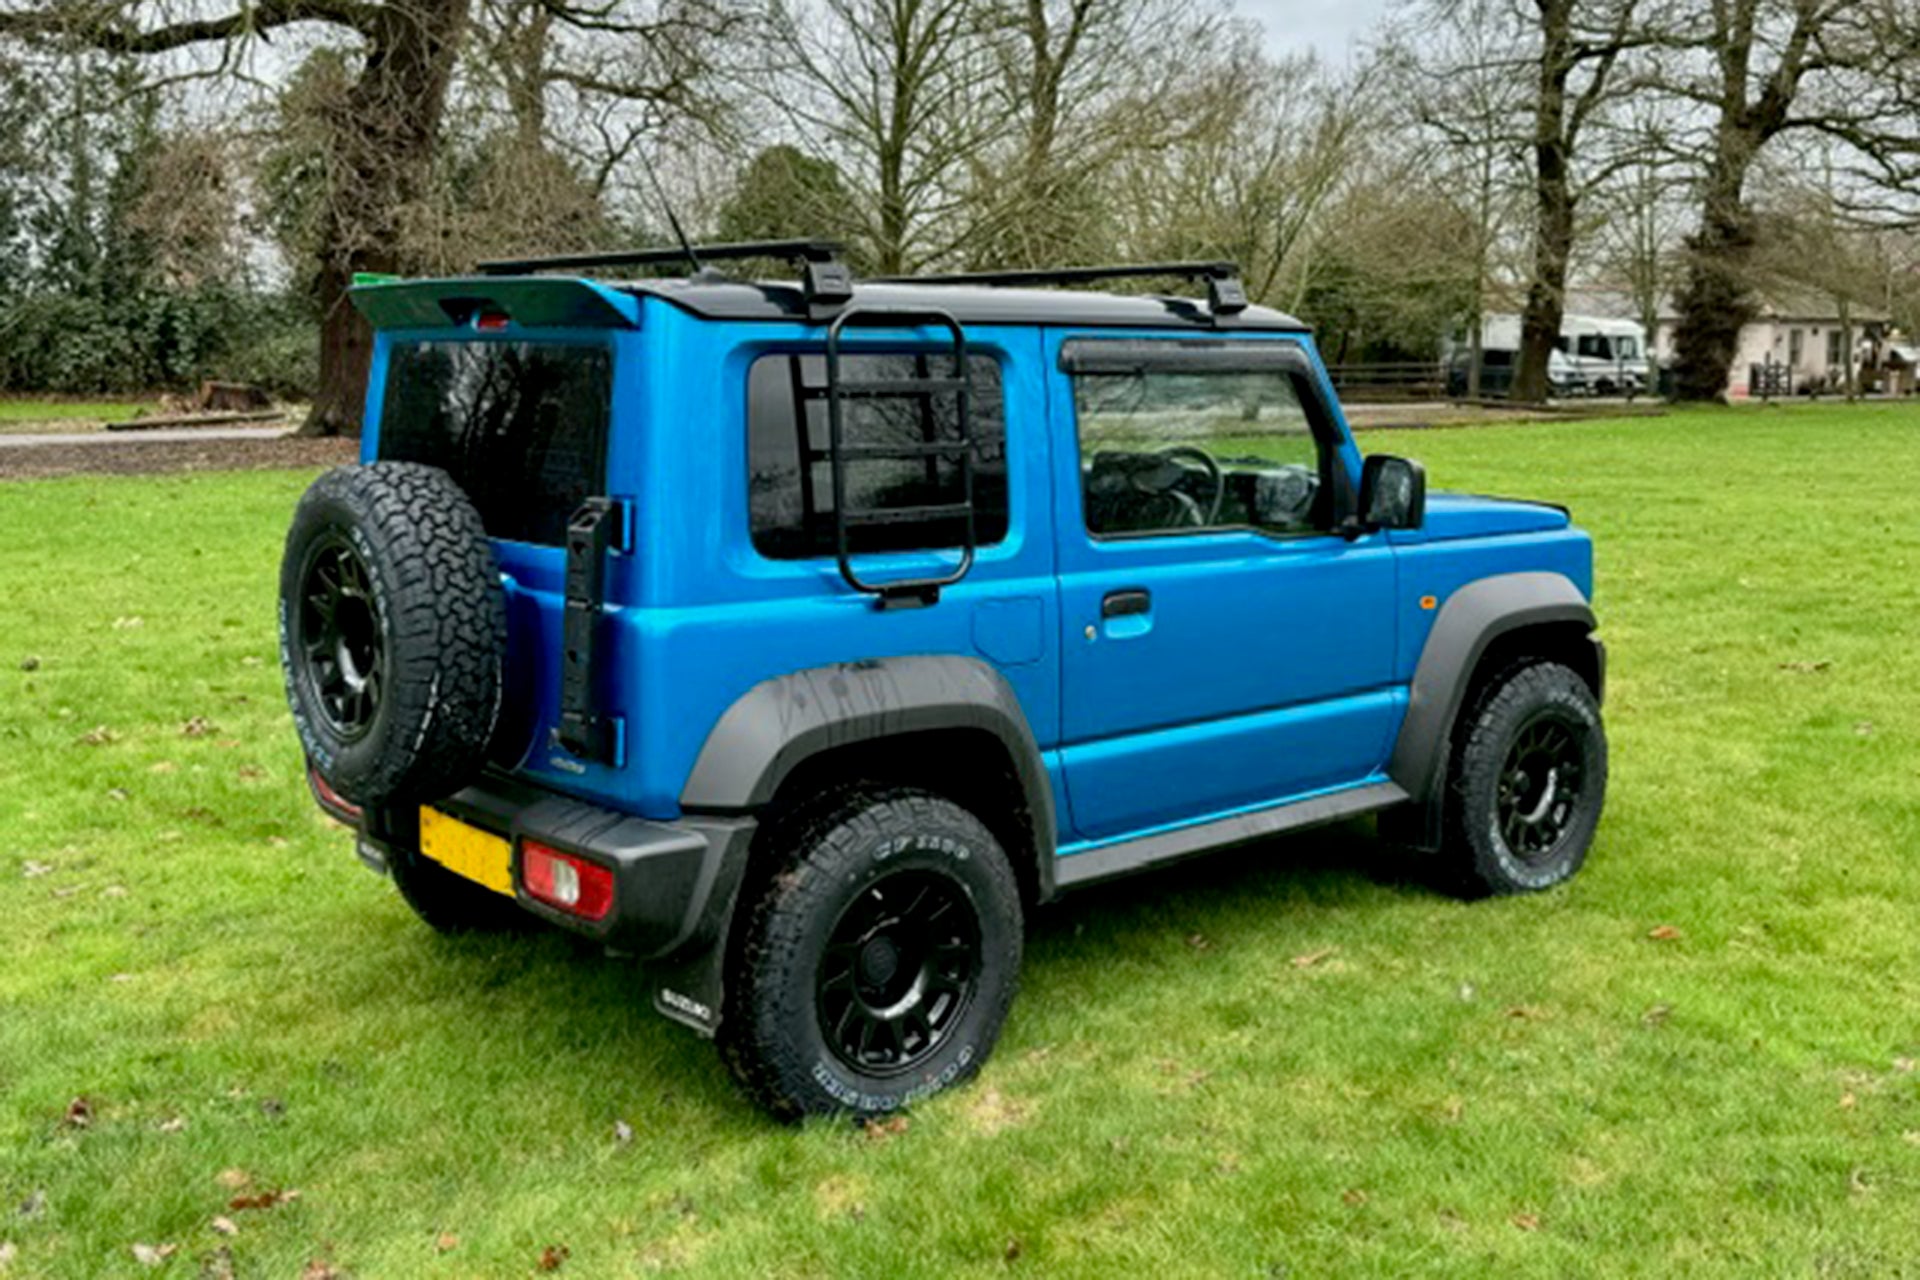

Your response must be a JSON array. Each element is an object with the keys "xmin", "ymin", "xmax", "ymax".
[{"xmin": 1462, "ymin": 313, "xmax": 1651, "ymax": 397}]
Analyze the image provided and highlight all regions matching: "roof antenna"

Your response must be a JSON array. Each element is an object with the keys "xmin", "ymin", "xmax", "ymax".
[{"xmin": 636, "ymin": 142, "xmax": 703, "ymax": 275}]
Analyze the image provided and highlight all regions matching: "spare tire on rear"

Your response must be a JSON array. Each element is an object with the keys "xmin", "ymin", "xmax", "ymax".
[{"xmin": 278, "ymin": 462, "xmax": 506, "ymax": 807}]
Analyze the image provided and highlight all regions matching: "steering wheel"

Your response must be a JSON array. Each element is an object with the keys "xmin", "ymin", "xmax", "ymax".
[{"xmin": 1155, "ymin": 446, "xmax": 1225, "ymax": 526}]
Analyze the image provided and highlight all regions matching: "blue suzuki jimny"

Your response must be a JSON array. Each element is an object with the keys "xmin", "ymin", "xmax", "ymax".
[{"xmin": 279, "ymin": 241, "xmax": 1607, "ymax": 1119}]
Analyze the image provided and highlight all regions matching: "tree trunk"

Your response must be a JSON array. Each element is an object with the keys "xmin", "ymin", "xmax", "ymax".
[
  {"xmin": 1670, "ymin": 154, "xmax": 1755, "ymax": 403},
  {"xmin": 304, "ymin": 249, "xmax": 395, "ymax": 437},
  {"xmin": 299, "ymin": 0, "xmax": 471, "ymax": 437},
  {"xmin": 1465, "ymin": 148, "xmax": 1493, "ymax": 401},
  {"xmin": 1465, "ymin": 311, "xmax": 1484, "ymax": 399},
  {"xmin": 1514, "ymin": 194, "xmax": 1574, "ymax": 403},
  {"xmin": 1513, "ymin": 0, "xmax": 1574, "ymax": 405},
  {"xmin": 1838, "ymin": 296, "xmax": 1854, "ymax": 400}
]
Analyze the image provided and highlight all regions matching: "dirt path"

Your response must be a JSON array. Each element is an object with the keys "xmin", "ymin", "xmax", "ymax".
[
  {"xmin": 1343, "ymin": 400, "xmax": 1665, "ymax": 430},
  {"xmin": 0, "ymin": 426, "xmax": 296, "ymax": 449},
  {"xmin": 0, "ymin": 431, "xmax": 356, "ymax": 481}
]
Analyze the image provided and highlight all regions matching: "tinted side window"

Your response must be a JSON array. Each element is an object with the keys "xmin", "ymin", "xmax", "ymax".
[
  {"xmin": 747, "ymin": 353, "xmax": 1008, "ymax": 559},
  {"xmin": 1070, "ymin": 363, "xmax": 1330, "ymax": 538},
  {"xmin": 378, "ymin": 341, "xmax": 610, "ymax": 546}
]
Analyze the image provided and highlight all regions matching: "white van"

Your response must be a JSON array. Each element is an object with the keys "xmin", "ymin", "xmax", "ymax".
[
  {"xmin": 1556, "ymin": 317, "xmax": 1650, "ymax": 395},
  {"xmin": 1451, "ymin": 315, "xmax": 1589, "ymax": 397}
]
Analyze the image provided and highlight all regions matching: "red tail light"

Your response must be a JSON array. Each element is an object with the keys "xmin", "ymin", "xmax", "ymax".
[
  {"xmin": 521, "ymin": 840, "xmax": 614, "ymax": 921},
  {"xmin": 307, "ymin": 765, "xmax": 363, "ymax": 823}
]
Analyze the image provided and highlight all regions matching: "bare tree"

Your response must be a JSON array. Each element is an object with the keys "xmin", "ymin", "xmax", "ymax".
[
  {"xmin": 1747, "ymin": 146, "xmax": 1908, "ymax": 397},
  {"xmin": 1659, "ymin": 0, "xmax": 1920, "ymax": 400},
  {"xmin": 769, "ymin": 0, "xmax": 1000, "ymax": 273},
  {"xmin": 1, "ymin": 0, "xmax": 742, "ymax": 434},
  {"xmin": 0, "ymin": 0, "xmax": 478, "ymax": 433},
  {"xmin": 411, "ymin": 0, "xmax": 744, "ymax": 267},
  {"xmin": 1106, "ymin": 44, "xmax": 1370, "ymax": 310},
  {"xmin": 1401, "ymin": 0, "xmax": 1650, "ymax": 402},
  {"xmin": 1378, "ymin": 13, "xmax": 1532, "ymax": 396},
  {"xmin": 1590, "ymin": 111, "xmax": 1690, "ymax": 347},
  {"xmin": 1508, "ymin": 0, "xmax": 1649, "ymax": 401},
  {"xmin": 963, "ymin": 0, "xmax": 1237, "ymax": 267}
]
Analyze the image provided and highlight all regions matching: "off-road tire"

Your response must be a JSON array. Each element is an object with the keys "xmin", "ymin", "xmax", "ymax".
[
  {"xmin": 387, "ymin": 844, "xmax": 526, "ymax": 934},
  {"xmin": 279, "ymin": 462, "xmax": 506, "ymax": 808},
  {"xmin": 718, "ymin": 788, "xmax": 1023, "ymax": 1121},
  {"xmin": 1441, "ymin": 660, "xmax": 1606, "ymax": 896}
]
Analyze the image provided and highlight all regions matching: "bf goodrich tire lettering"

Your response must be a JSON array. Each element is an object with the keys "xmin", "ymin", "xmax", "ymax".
[{"xmin": 278, "ymin": 462, "xmax": 507, "ymax": 807}]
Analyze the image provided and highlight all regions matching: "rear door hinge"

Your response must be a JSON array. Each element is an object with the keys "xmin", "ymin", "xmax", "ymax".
[{"xmin": 556, "ymin": 496, "xmax": 627, "ymax": 765}]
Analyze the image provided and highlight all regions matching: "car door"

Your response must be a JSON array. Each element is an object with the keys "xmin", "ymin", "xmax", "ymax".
[{"xmin": 1049, "ymin": 333, "xmax": 1402, "ymax": 844}]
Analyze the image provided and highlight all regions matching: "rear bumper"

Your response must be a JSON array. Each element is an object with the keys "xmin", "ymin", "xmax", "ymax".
[{"xmin": 356, "ymin": 773, "xmax": 756, "ymax": 960}]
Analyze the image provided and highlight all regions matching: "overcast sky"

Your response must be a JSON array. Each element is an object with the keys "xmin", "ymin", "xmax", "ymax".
[{"xmin": 1238, "ymin": 0, "xmax": 1395, "ymax": 63}]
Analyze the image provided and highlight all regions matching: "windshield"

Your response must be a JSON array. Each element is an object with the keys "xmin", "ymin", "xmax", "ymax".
[{"xmin": 376, "ymin": 340, "xmax": 611, "ymax": 546}]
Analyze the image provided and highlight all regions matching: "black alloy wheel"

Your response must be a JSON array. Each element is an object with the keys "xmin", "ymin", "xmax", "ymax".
[
  {"xmin": 1440, "ymin": 659, "xmax": 1608, "ymax": 896},
  {"xmin": 817, "ymin": 870, "xmax": 982, "ymax": 1076},
  {"xmin": 278, "ymin": 462, "xmax": 507, "ymax": 807},
  {"xmin": 297, "ymin": 537, "xmax": 387, "ymax": 741},
  {"xmin": 719, "ymin": 788, "xmax": 1023, "ymax": 1120},
  {"xmin": 1494, "ymin": 709, "xmax": 1588, "ymax": 862}
]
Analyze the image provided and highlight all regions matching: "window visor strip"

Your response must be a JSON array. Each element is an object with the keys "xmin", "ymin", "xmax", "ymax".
[{"xmin": 1059, "ymin": 339, "xmax": 1314, "ymax": 376}]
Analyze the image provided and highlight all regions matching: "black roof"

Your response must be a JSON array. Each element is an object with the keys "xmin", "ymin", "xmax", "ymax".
[{"xmin": 614, "ymin": 277, "xmax": 1309, "ymax": 332}]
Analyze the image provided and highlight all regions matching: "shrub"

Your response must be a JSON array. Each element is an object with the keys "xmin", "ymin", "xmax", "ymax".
[{"xmin": 0, "ymin": 287, "xmax": 317, "ymax": 398}]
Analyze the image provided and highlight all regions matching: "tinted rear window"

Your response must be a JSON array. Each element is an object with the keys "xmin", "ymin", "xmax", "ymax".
[{"xmin": 377, "ymin": 341, "xmax": 610, "ymax": 546}]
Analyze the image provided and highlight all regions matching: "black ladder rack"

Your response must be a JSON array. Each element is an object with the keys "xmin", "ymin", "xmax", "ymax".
[{"xmin": 814, "ymin": 306, "xmax": 977, "ymax": 608}]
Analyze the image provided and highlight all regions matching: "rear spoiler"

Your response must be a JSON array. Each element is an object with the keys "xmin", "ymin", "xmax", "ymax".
[{"xmin": 349, "ymin": 276, "xmax": 640, "ymax": 331}]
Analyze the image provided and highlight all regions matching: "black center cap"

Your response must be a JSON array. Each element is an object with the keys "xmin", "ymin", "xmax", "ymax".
[{"xmin": 859, "ymin": 936, "xmax": 901, "ymax": 987}]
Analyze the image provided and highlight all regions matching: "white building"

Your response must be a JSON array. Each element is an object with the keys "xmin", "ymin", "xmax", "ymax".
[{"xmin": 1569, "ymin": 287, "xmax": 1891, "ymax": 399}]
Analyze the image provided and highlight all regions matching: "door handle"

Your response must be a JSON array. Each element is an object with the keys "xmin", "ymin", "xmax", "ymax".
[{"xmin": 1102, "ymin": 589, "xmax": 1151, "ymax": 618}]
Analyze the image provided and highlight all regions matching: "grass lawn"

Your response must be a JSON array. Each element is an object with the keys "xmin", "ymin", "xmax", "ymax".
[
  {"xmin": 0, "ymin": 399, "xmax": 156, "ymax": 433},
  {"xmin": 3, "ymin": 401, "xmax": 1919, "ymax": 1277}
]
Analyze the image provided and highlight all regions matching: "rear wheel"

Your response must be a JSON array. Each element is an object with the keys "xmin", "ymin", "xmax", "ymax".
[
  {"xmin": 1440, "ymin": 661, "xmax": 1607, "ymax": 895},
  {"xmin": 719, "ymin": 789, "xmax": 1023, "ymax": 1120}
]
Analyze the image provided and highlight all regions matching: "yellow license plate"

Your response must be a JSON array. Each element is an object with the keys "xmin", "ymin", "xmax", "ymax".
[{"xmin": 418, "ymin": 807, "xmax": 514, "ymax": 897}]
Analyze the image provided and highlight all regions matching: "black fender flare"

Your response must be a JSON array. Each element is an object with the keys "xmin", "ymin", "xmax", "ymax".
[
  {"xmin": 680, "ymin": 654, "xmax": 1058, "ymax": 894},
  {"xmin": 1387, "ymin": 571, "xmax": 1601, "ymax": 811},
  {"xmin": 651, "ymin": 656, "xmax": 1057, "ymax": 1036}
]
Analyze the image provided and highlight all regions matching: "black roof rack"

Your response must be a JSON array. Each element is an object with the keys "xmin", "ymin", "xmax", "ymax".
[
  {"xmin": 871, "ymin": 260, "xmax": 1229, "ymax": 287},
  {"xmin": 477, "ymin": 238, "xmax": 844, "ymax": 276},
  {"xmin": 477, "ymin": 238, "xmax": 855, "ymax": 308},
  {"xmin": 871, "ymin": 260, "xmax": 1248, "ymax": 315},
  {"xmin": 479, "ymin": 244, "xmax": 1250, "ymax": 316}
]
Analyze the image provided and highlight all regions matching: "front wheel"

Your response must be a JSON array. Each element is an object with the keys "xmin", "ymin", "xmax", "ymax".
[
  {"xmin": 718, "ymin": 789, "xmax": 1023, "ymax": 1120},
  {"xmin": 1440, "ymin": 661, "xmax": 1607, "ymax": 896}
]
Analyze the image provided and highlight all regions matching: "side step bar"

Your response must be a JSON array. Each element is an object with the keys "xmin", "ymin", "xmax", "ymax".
[{"xmin": 1054, "ymin": 781, "xmax": 1409, "ymax": 891}]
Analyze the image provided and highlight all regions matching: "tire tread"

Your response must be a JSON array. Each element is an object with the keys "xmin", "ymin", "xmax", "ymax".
[
  {"xmin": 1439, "ymin": 660, "xmax": 1606, "ymax": 897},
  {"xmin": 279, "ymin": 462, "xmax": 506, "ymax": 805},
  {"xmin": 719, "ymin": 787, "xmax": 1022, "ymax": 1120}
]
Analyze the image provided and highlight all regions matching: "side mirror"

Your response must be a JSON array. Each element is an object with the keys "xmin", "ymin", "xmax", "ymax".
[{"xmin": 1359, "ymin": 455, "xmax": 1426, "ymax": 531}]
